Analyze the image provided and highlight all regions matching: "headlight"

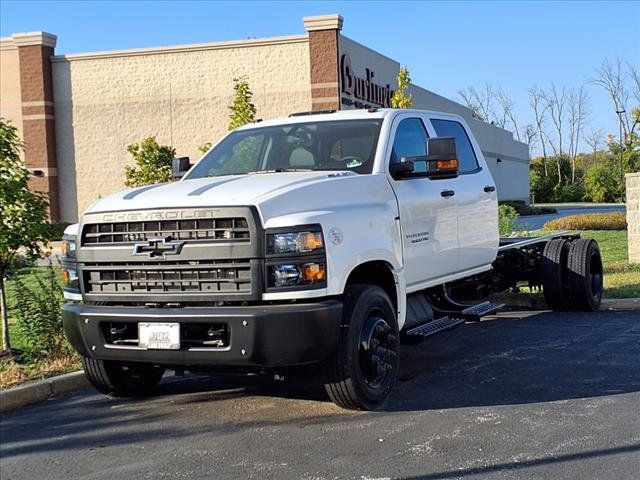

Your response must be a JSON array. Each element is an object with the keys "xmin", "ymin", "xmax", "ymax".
[
  {"xmin": 61, "ymin": 238, "xmax": 76, "ymax": 258},
  {"xmin": 265, "ymin": 226, "xmax": 326, "ymax": 290},
  {"xmin": 268, "ymin": 262, "xmax": 326, "ymax": 288},
  {"xmin": 267, "ymin": 230, "xmax": 323, "ymax": 256},
  {"xmin": 61, "ymin": 267, "xmax": 79, "ymax": 291}
]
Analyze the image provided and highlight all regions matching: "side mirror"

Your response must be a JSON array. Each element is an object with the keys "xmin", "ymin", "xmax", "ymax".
[
  {"xmin": 391, "ymin": 137, "xmax": 459, "ymax": 180},
  {"xmin": 425, "ymin": 137, "xmax": 459, "ymax": 179},
  {"xmin": 172, "ymin": 157, "xmax": 191, "ymax": 180}
]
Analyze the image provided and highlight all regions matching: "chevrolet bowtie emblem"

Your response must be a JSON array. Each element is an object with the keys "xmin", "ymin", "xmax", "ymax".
[{"xmin": 132, "ymin": 237, "xmax": 185, "ymax": 258}]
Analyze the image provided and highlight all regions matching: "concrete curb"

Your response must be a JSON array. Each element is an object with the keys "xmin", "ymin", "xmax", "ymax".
[
  {"xmin": 602, "ymin": 298, "xmax": 640, "ymax": 310},
  {"xmin": 0, "ymin": 370, "xmax": 88, "ymax": 413}
]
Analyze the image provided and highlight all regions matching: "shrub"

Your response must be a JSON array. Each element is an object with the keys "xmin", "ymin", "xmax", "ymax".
[
  {"xmin": 499, "ymin": 204, "xmax": 519, "ymax": 235},
  {"xmin": 1, "ymin": 118, "xmax": 55, "ymax": 352},
  {"xmin": 11, "ymin": 264, "xmax": 70, "ymax": 359},
  {"xmin": 543, "ymin": 212, "xmax": 627, "ymax": 231}
]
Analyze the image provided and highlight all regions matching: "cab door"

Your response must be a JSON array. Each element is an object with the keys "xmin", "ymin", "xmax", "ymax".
[
  {"xmin": 387, "ymin": 115, "xmax": 459, "ymax": 289},
  {"xmin": 428, "ymin": 117, "xmax": 499, "ymax": 272}
]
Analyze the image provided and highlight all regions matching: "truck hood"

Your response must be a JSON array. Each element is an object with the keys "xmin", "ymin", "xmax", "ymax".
[{"xmin": 85, "ymin": 171, "xmax": 363, "ymax": 215}]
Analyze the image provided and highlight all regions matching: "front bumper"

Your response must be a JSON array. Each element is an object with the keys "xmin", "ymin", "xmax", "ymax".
[{"xmin": 63, "ymin": 301, "xmax": 342, "ymax": 368}]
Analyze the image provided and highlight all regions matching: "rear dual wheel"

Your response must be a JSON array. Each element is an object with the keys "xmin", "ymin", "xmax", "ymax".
[
  {"xmin": 542, "ymin": 239, "xmax": 570, "ymax": 310},
  {"xmin": 566, "ymin": 239, "xmax": 603, "ymax": 311},
  {"xmin": 542, "ymin": 238, "xmax": 603, "ymax": 311}
]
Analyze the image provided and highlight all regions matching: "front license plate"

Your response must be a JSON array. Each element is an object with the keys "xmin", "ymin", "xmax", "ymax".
[{"xmin": 138, "ymin": 322, "xmax": 180, "ymax": 350}]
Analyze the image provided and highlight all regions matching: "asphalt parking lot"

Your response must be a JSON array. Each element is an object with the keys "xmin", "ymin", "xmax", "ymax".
[{"xmin": 1, "ymin": 308, "xmax": 639, "ymax": 480}]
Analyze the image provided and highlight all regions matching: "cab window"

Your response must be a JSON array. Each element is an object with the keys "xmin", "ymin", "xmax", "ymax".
[
  {"xmin": 390, "ymin": 118, "xmax": 429, "ymax": 165},
  {"xmin": 430, "ymin": 119, "xmax": 480, "ymax": 173}
]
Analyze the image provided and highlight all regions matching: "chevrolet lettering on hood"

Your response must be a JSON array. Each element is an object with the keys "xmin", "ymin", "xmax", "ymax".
[{"xmin": 101, "ymin": 209, "xmax": 223, "ymax": 222}]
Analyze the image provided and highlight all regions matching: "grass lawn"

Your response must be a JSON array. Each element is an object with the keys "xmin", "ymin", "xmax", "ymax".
[{"xmin": 581, "ymin": 230, "xmax": 640, "ymax": 299}]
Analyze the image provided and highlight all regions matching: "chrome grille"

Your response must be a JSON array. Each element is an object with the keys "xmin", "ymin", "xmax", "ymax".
[
  {"xmin": 82, "ymin": 218, "xmax": 250, "ymax": 245},
  {"xmin": 83, "ymin": 260, "xmax": 252, "ymax": 294}
]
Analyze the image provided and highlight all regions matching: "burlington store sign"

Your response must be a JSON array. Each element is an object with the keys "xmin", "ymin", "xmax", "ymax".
[{"xmin": 339, "ymin": 54, "xmax": 396, "ymax": 109}]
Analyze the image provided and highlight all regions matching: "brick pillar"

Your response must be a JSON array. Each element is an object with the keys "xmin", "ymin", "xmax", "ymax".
[
  {"xmin": 303, "ymin": 14, "xmax": 342, "ymax": 112},
  {"xmin": 626, "ymin": 172, "xmax": 640, "ymax": 264},
  {"xmin": 13, "ymin": 32, "xmax": 59, "ymax": 219}
]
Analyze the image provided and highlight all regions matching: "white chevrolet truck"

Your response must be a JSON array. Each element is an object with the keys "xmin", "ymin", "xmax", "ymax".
[{"xmin": 61, "ymin": 109, "xmax": 604, "ymax": 410}]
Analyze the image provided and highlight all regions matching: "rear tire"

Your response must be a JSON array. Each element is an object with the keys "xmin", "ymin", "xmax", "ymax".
[
  {"xmin": 82, "ymin": 357, "xmax": 165, "ymax": 397},
  {"xmin": 323, "ymin": 285, "xmax": 399, "ymax": 410},
  {"xmin": 542, "ymin": 239, "xmax": 570, "ymax": 311},
  {"xmin": 566, "ymin": 239, "xmax": 603, "ymax": 311}
]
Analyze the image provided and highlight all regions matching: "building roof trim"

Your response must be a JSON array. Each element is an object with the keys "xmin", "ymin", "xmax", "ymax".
[
  {"xmin": 51, "ymin": 34, "xmax": 309, "ymax": 62},
  {"xmin": 0, "ymin": 37, "xmax": 16, "ymax": 51},
  {"xmin": 303, "ymin": 14, "xmax": 344, "ymax": 31},
  {"xmin": 12, "ymin": 31, "xmax": 57, "ymax": 48}
]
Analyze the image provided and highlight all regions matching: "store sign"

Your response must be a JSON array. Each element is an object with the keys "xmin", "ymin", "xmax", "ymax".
[{"xmin": 340, "ymin": 53, "xmax": 395, "ymax": 109}]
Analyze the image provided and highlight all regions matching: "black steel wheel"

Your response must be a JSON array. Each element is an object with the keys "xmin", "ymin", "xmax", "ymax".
[
  {"xmin": 566, "ymin": 239, "xmax": 603, "ymax": 311},
  {"xmin": 82, "ymin": 357, "xmax": 165, "ymax": 397},
  {"xmin": 323, "ymin": 285, "xmax": 399, "ymax": 410},
  {"xmin": 542, "ymin": 238, "xmax": 570, "ymax": 311}
]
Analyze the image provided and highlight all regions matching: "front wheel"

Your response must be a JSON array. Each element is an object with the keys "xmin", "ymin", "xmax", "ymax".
[
  {"xmin": 323, "ymin": 285, "xmax": 399, "ymax": 410},
  {"xmin": 82, "ymin": 357, "xmax": 166, "ymax": 397}
]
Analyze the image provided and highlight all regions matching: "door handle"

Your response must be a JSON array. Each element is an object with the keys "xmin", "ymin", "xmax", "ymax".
[
  {"xmin": 440, "ymin": 190, "xmax": 455, "ymax": 198},
  {"xmin": 484, "ymin": 185, "xmax": 496, "ymax": 193}
]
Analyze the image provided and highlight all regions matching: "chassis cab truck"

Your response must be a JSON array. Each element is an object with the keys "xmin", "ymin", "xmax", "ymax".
[{"xmin": 61, "ymin": 109, "xmax": 604, "ymax": 410}]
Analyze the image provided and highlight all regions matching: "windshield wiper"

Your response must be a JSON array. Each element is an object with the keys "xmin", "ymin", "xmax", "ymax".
[
  {"xmin": 205, "ymin": 168, "xmax": 315, "ymax": 178},
  {"xmin": 205, "ymin": 172, "xmax": 247, "ymax": 177}
]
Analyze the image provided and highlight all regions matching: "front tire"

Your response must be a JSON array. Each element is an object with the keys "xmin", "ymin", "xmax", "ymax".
[
  {"xmin": 323, "ymin": 285, "xmax": 399, "ymax": 410},
  {"xmin": 82, "ymin": 357, "xmax": 165, "ymax": 397}
]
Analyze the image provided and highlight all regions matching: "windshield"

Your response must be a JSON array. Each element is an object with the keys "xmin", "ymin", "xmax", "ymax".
[{"xmin": 187, "ymin": 119, "xmax": 383, "ymax": 178}]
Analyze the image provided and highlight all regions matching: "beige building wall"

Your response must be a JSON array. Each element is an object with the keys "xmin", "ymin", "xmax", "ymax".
[
  {"xmin": 52, "ymin": 36, "xmax": 312, "ymax": 222},
  {"xmin": 0, "ymin": 38, "xmax": 23, "ymax": 151}
]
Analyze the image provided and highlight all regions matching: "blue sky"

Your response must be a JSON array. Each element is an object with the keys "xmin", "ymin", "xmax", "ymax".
[{"xmin": 2, "ymin": 0, "xmax": 639, "ymax": 154}]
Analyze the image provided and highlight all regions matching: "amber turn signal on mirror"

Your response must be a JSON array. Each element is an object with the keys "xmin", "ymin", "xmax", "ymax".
[{"xmin": 436, "ymin": 159, "xmax": 458, "ymax": 170}]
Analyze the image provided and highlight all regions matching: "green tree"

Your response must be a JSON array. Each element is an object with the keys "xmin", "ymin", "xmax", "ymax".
[
  {"xmin": 124, "ymin": 136, "xmax": 176, "ymax": 187},
  {"xmin": 228, "ymin": 77, "xmax": 257, "ymax": 130},
  {"xmin": 390, "ymin": 67, "xmax": 413, "ymax": 109},
  {"xmin": 0, "ymin": 119, "xmax": 54, "ymax": 352},
  {"xmin": 529, "ymin": 157, "xmax": 556, "ymax": 203},
  {"xmin": 584, "ymin": 161, "xmax": 622, "ymax": 203}
]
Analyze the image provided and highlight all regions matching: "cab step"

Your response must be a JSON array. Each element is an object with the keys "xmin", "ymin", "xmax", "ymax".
[
  {"xmin": 405, "ymin": 316, "xmax": 464, "ymax": 337},
  {"xmin": 461, "ymin": 301, "xmax": 504, "ymax": 321}
]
